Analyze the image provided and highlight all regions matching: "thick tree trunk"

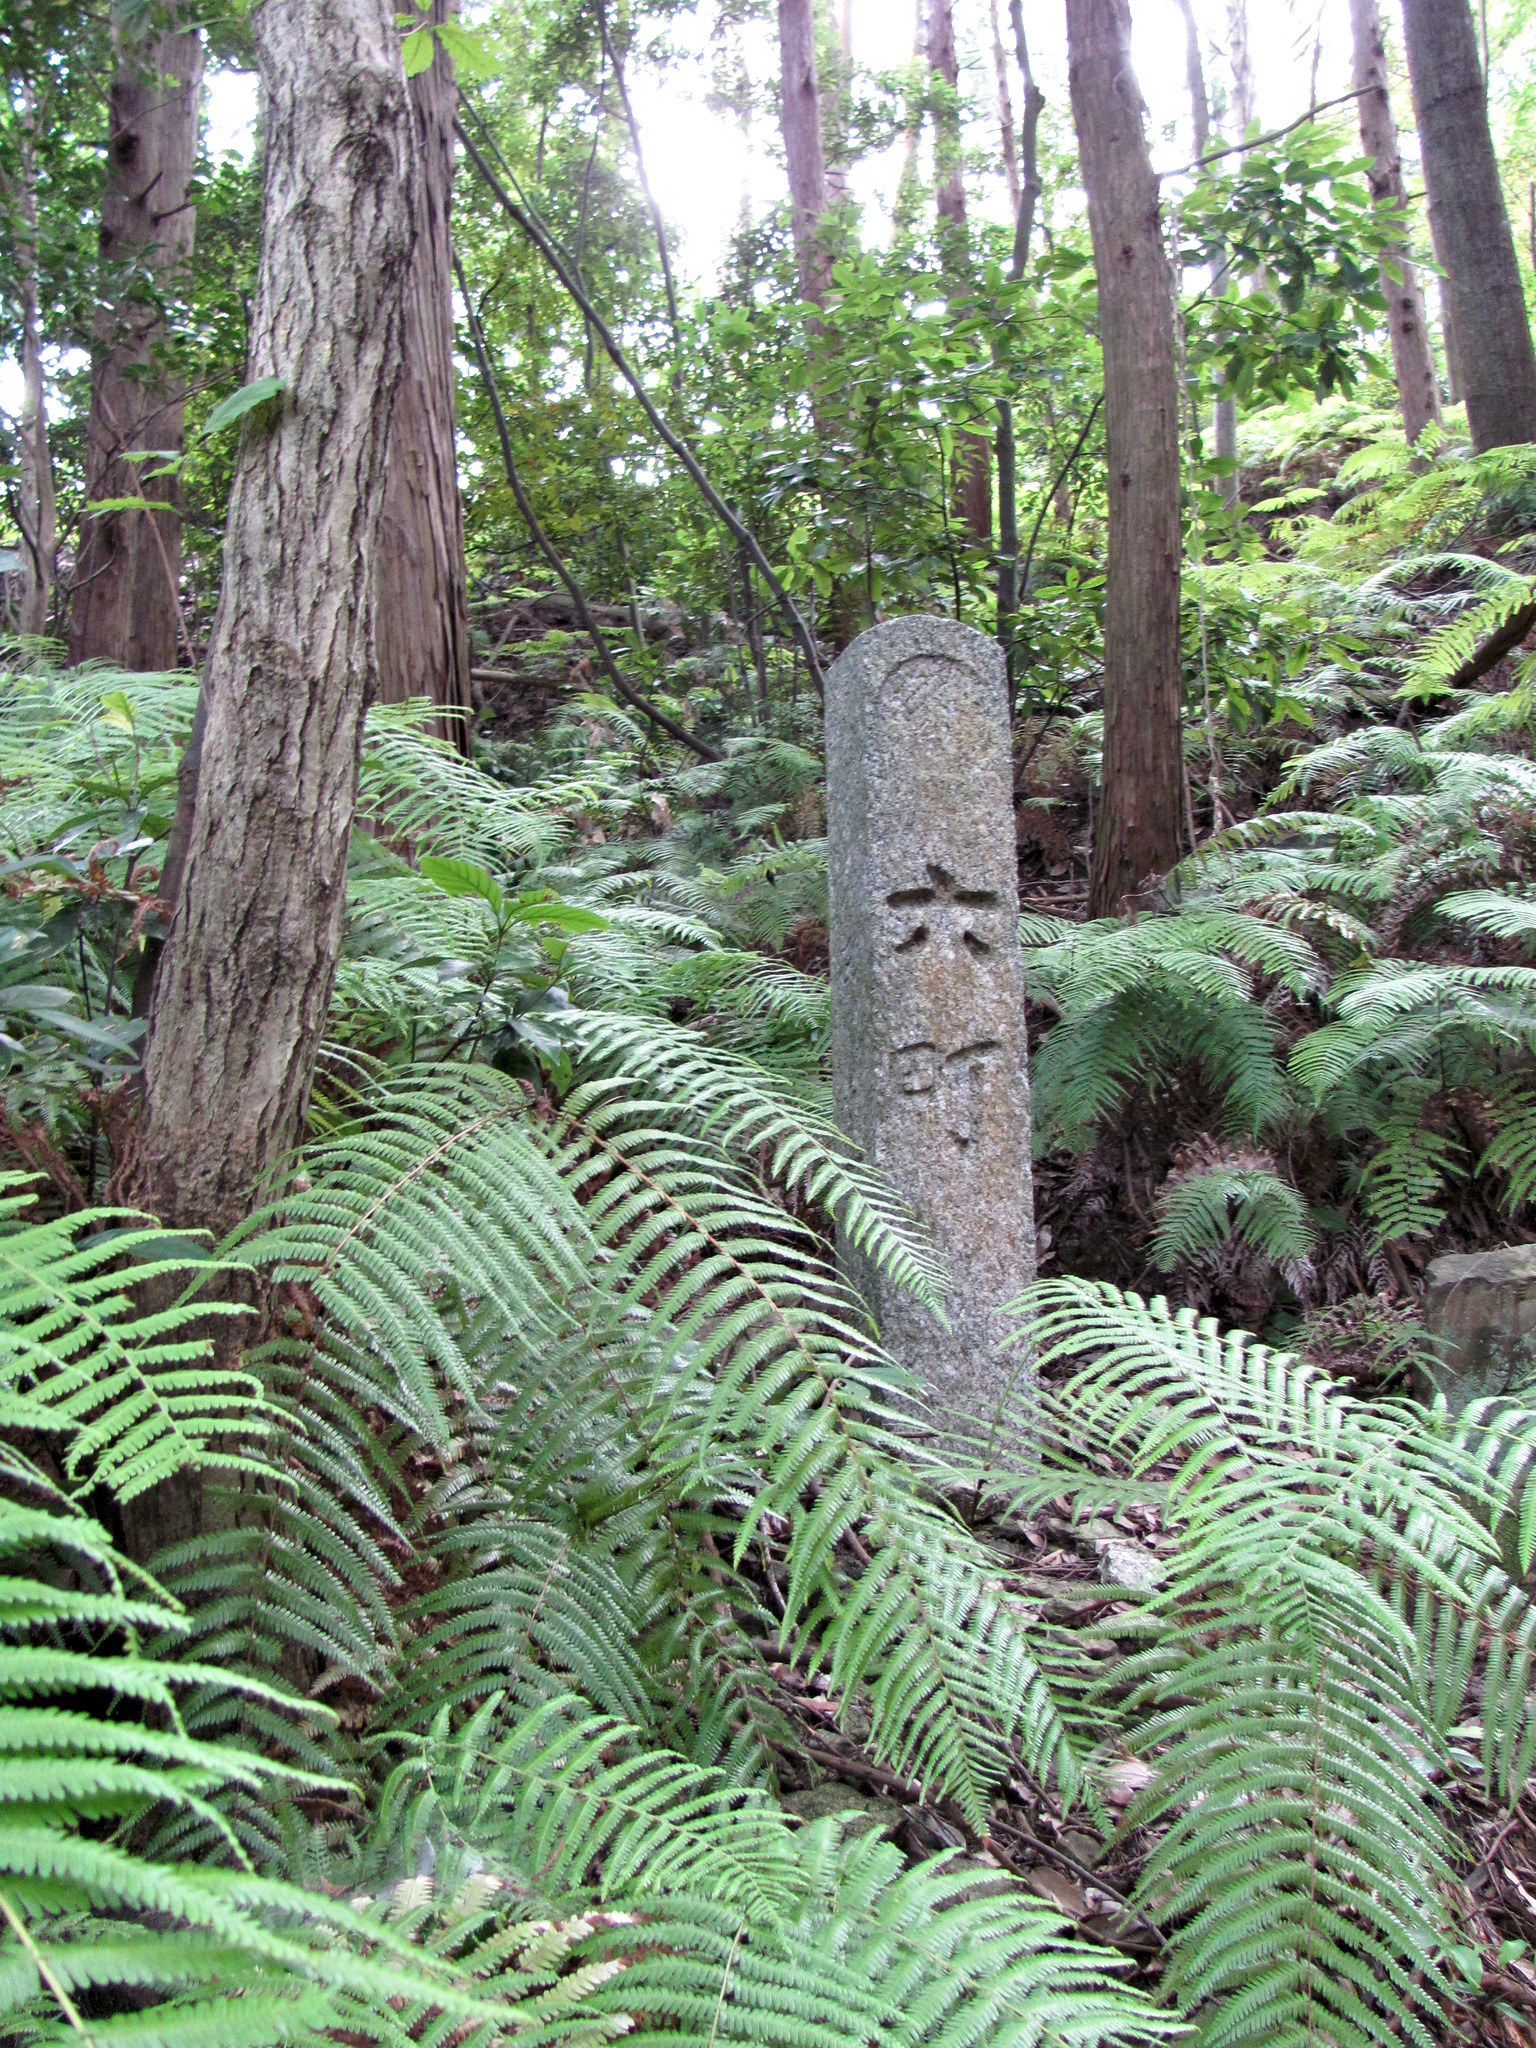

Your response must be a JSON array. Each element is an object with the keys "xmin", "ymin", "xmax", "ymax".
[
  {"xmin": 1350, "ymin": 0, "xmax": 1440, "ymax": 443},
  {"xmin": 779, "ymin": 0, "xmax": 831, "ymax": 307},
  {"xmin": 929, "ymin": 0, "xmax": 990, "ymax": 544},
  {"xmin": 70, "ymin": 19, "xmax": 201, "ymax": 671},
  {"xmin": 1401, "ymin": 0, "xmax": 1536, "ymax": 449},
  {"xmin": 139, "ymin": 0, "xmax": 418, "ymax": 1240},
  {"xmin": 372, "ymin": 0, "xmax": 473, "ymax": 752},
  {"xmin": 13, "ymin": 87, "xmax": 56, "ymax": 640},
  {"xmin": 1068, "ymin": 0, "xmax": 1184, "ymax": 917}
]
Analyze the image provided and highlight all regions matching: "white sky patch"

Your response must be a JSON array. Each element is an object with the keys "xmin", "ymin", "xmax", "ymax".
[{"xmin": 204, "ymin": 68, "xmax": 258, "ymax": 159}]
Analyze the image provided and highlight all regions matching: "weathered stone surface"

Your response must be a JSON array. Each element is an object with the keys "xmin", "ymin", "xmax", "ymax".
[
  {"xmin": 1421, "ymin": 1244, "xmax": 1536, "ymax": 1410},
  {"xmin": 1098, "ymin": 1540, "xmax": 1166, "ymax": 1593},
  {"xmin": 780, "ymin": 1785, "xmax": 904, "ymax": 1838},
  {"xmin": 826, "ymin": 615, "xmax": 1036, "ymax": 1438}
]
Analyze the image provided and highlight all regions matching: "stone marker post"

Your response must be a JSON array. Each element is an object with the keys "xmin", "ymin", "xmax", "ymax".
[{"xmin": 826, "ymin": 615, "xmax": 1036, "ymax": 1436}]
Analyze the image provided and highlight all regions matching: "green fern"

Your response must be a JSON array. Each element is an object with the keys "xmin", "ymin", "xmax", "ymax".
[
  {"xmin": 1149, "ymin": 1158, "xmax": 1315, "ymax": 1271},
  {"xmin": 1008, "ymin": 1279, "xmax": 1536, "ymax": 2047},
  {"xmin": 0, "ymin": 1176, "xmax": 268, "ymax": 1504}
]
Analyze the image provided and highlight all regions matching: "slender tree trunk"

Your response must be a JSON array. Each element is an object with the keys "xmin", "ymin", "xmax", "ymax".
[
  {"xmin": 1208, "ymin": 0, "xmax": 1254, "ymax": 509},
  {"xmin": 13, "ymin": 86, "xmax": 56, "ymax": 640},
  {"xmin": 779, "ymin": 0, "xmax": 831, "ymax": 306},
  {"xmin": 1401, "ymin": 0, "xmax": 1536, "ymax": 449},
  {"xmin": 997, "ymin": 0, "xmax": 1045, "ymax": 640},
  {"xmin": 372, "ymin": 0, "xmax": 473, "ymax": 752},
  {"xmin": 1174, "ymin": 0, "xmax": 1239, "ymax": 500},
  {"xmin": 893, "ymin": 0, "xmax": 926, "ymax": 241},
  {"xmin": 1068, "ymin": 0, "xmax": 1184, "ymax": 916},
  {"xmin": 70, "ymin": 17, "xmax": 202, "ymax": 671},
  {"xmin": 1350, "ymin": 0, "xmax": 1440, "ymax": 442},
  {"xmin": 1175, "ymin": 0, "xmax": 1210, "ymax": 154},
  {"xmin": 929, "ymin": 0, "xmax": 990, "ymax": 544},
  {"xmin": 1008, "ymin": 0, "xmax": 1045, "ymax": 273},
  {"xmin": 139, "ymin": 0, "xmax": 418, "ymax": 1239},
  {"xmin": 822, "ymin": 0, "xmax": 852, "ymax": 211},
  {"xmin": 990, "ymin": 0, "xmax": 1021, "ymax": 217}
]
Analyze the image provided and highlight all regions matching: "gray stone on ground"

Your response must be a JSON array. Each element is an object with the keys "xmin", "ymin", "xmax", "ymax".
[
  {"xmin": 825, "ymin": 616, "xmax": 1036, "ymax": 1442},
  {"xmin": 1098, "ymin": 1540, "xmax": 1166, "ymax": 1592},
  {"xmin": 780, "ymin": 1784, "xmax": 904, "ymax": 1838},
  {"xmin": 1421, "ymin": 1244, "xmax": 1536, "ymax": 1411}
]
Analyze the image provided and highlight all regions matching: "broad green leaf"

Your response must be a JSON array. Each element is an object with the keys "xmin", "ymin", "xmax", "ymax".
[
  {"xmin": 506, "ymin": 896, "xmax": 608, "ymax": 934},
  {"xmin": 202, "ymin": 376, "xmax": 287, "ymax": 437},
  {"xmin": 418, "ymin": 856, "xmax": 505, "ymax": 918}
]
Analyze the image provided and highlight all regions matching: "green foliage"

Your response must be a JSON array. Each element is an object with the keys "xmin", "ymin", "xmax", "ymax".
[{"xmin": 1015, "ymin": 1279, "xmax": 1536, "ymax": 2047}]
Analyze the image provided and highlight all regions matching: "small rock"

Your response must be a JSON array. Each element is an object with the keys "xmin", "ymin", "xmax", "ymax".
[
  {"xmin": 1099, "ymin": 1540, "xmax": 1166, "ymax": 1592},
  {"xmin": 1422, "ymin": 1245, "xmax": 1536, "ymax": 1411},
  {"xmin": 781, "ymin": 1784, "xmax": 904, "ymax": 1839},
  {"xmin": 1058, "ymin": 1828, "xmax": 1103, "ymax": 1869}
]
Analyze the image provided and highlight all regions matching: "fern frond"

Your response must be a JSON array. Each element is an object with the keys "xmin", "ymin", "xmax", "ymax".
[
  {"xmin": 0, "ymin": 1177, "xmax": 271, "ymax": 1505},
  {"xmin": 1011, "ymin": 1279, "xmax": 1536, "ymax": 2044},
  {"xmin": 1150, "ymin": 1161, "xmax": 1314, "ymax": 1271}
]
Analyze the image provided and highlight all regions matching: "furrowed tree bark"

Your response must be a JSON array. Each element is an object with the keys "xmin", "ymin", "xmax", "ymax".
[
  {"xmin": 139, "ymin": 0, "xmax": 418, "ymax": 1240},
  {"xmin": 1401, "ymin": 0, "xmax": 1536, "ymax": 449},
  {"xmin": 12, "ymin": 85, "xmax": 56, "ymax": 639},
  {"xmin": 1351, "ymin": 0, "xmax": 1440, "ymax": 443},
  {"xmin": 1068, "ymin": 0, "xmax": 1184, "ymax": 916},
  {"xmin": 929, "ymin": 0, "xmax": 990, "ymax": 544},
  {"xmin": 70, "ymin": 15, "xmax": 201, "ymax": 671},
  {"xmin": 778, "ymin": 0, "xmax": 832, "ymax": 307},
  {"xmin": 373, "ymin": 0, "xmax": 473, "ymax": 752}
]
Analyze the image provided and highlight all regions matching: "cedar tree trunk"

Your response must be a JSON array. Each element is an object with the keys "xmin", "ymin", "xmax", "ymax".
[
  {"xmin": 1351, "ymin": 0, "xmax": 1440, "ymax": 442},
  {"xmin": 373, "ymin": 0, "xmax": 473, "ymax": 752},
  {"xmin": 1210, "ymin": 0, "xmax": 1254, "ymax": 510},
  {"xmin": 929, "ymin": 0, "xmax": 990, "ymax": 543},
  {"xmin": 71, "ymin": 18, "xmax": 201, "ymax": 671},
  {"xmin": 779, "ymin": 0, "xmax": 831, "ymax": 307},
  {"xmin": 1068, "ymin": 0, "xmax": 1184, "ymax": 917},
  {"xmin": 139, "ymin": 0, "xmax": 418, "ymax": 1239},
  {"xmin": 13, "ymin": 86, "xmax": 56, "ymax": 639},
  {"xmin": 1401, "ymin": 0, "xmax": 1536, "ymax": 449}
]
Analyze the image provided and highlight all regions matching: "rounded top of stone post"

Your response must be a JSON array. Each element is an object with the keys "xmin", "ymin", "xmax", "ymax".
[{"xmin": 827, "ymin": 615, "xmax": 1007, "ymax": 700}]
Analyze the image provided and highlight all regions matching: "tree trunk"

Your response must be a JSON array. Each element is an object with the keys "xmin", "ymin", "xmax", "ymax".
[
  {"xmin": 372, "ymin": 0, "xmax": 473, "ymax": 752},
  {"xmin": 778, "ymin": 0, "xmax": 831, "ymax": 307},
  {"xmin": 13, "ymin": 86, "xmax": 56, "ymax": 640},
  {"xmin": 1350, "ymin": 0, "xmax": 1441, "ymax": 443},
  {"xmin": 139, "ymin": 0, "xmax": 418, "ymax": 1240},
  {"xmin": 929, "ymin": 0, "xmax": 990, "ymax": 544},
  {"xmin": 1401, "ymin": 0, "xmax": 1536, "ymax": 449},
  {"xmin": 70, "ymin": 17, "xmax": 201, "ymax": 671},
  {"xmin": 990, "ymin": 0, "xmax": 1021, "ymax": 219},
  {"xmin": 997, "ymin": 0, "xmax": 1046, "ymax": 639},
  {"xmin": 822, "ymin": 0, "xmax": 852, "ymax": 212},
  {"xmin": 1067, "ymin": 0, "xmax": 1184, "ymax": 917},
  {"xmin": 1008, "ymin": 0, "xmax": 1046, "ymax": 276},
  {"xmin": 1175, "ymin": 0, "xmax": 1210, "ymax": 155},
  {"xmin": 1210, "ymin": 0, "xmax": 1254, "ymax": 511},
  {"xmin": 893, "ymin": 0, "xmax": 925, "ymax": 241}
]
